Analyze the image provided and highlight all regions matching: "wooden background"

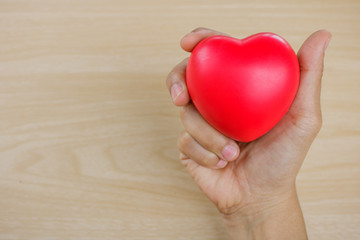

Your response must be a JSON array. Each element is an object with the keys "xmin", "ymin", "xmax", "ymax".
[{"xmin": 0, "ymin": 0, "xmax": 359, "ymax": 239}]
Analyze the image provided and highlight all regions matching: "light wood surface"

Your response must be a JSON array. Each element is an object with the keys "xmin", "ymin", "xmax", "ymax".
[{"xmin": 0, "ymin": 0, "xmax": 359, "ymax": 239}]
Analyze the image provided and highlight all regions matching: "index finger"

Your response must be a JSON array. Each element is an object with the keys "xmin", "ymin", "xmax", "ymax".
[
  {"xmin": 167, "ymin": 28, "xmax": 230, "ymax": 106},
  {"xmin": 180, "ymin": 27, "xmax": 230, "ymax": 52}
]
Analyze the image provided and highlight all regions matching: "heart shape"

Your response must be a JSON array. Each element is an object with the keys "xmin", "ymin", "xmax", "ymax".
[{"xmin": 186, "ymin": 33, "xmax": 299, "ymax": 142}]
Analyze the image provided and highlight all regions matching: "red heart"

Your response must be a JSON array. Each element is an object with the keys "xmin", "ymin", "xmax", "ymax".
[{"xmin": 186, "ymin": 33, "xmax": 299, "ymax": 142}]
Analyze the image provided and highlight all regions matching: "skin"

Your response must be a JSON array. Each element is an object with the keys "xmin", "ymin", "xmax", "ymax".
[{"xmin": 166, "ymin": 27, "xmax": 331, "ymax": 239}]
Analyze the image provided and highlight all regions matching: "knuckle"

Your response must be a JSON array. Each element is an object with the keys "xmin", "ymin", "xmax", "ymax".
[
  {"xmin": 179, "ymin": 152, "xmax": 187, "ymax": 161},
  {"xmin": 298, "ymin": 112, "xmax": 323, "ymax": 137},
  {"xmin": 179, "ymin": 106, "xmax": 189, "ymax": 122},
  {"xmin": 167, "ymin": 59, "xmax": 187, "ymax": 85},
  {"xmin": 306, "ymin": 111, "xmax": 323, "ymax": 133},
  {"xmin": 177, "ymin": 131, "xmax": 192, "ymax": 150},
  {"xmin": 312, "ymin": 114, "xmax": 323, "ymax": 133},
  {"xmin": 166, "ymin": 70, "xmax": 178, "ymax": 84}
]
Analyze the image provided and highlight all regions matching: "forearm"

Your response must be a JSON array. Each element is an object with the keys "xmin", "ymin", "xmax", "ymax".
[{"xmin": 222, "ymin": 187, "xmax": 307, "ymax": 240}]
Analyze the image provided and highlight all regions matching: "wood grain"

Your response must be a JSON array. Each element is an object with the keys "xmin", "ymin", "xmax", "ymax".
[{"xmin": 0, "ymin": 0, "xmax": 359, "ymax": 239}]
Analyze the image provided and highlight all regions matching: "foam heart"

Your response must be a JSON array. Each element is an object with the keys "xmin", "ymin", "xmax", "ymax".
[{"xmin": 186, "ymin": 33, "xmax": 299, "ymax": 142}]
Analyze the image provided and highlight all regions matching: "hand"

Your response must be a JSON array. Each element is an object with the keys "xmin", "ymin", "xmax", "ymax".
[{"xmin": 166, "ymin": 27, "xmax": 331, "ymax": 239}]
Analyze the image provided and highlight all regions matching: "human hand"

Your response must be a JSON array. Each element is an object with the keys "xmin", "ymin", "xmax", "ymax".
[{"xmin": 166, "ymin": 27, "xmax": 331, "ymax": 239}]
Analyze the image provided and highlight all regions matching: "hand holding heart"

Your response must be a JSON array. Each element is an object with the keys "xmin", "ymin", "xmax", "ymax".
[
  {"xmin": 166, "ymin": 28, "xmax": 331, "ymax": 238},
  {"xmin": 187, "ymin": 33, "xmax": 300, "ymax": 142}
]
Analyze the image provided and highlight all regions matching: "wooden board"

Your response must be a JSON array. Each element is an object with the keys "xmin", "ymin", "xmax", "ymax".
[{"xmin": 0, "ymin": 0, "xmax": 359, "ymax": 239}]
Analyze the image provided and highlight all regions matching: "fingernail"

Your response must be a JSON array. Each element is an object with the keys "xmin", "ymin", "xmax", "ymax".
[
  {"xmin": 171, "ymin": 83, "xmax": 184, "ymax": 102},
  {"xmin": 216, "ymin": 159, "xmax": 228, "ymax": 168},
  {"xmin": 221, "ymin": 145, "xmax": 238, "ymax": 161}
]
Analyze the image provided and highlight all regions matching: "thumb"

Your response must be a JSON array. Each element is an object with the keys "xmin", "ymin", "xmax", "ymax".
[{"xmin": 292, "ymin": 30, "xmax": 332, "ymax": 118}]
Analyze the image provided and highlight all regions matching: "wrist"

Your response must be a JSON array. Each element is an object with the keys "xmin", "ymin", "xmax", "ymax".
[{"xmin": 222, "ymin": 187, "xmax": 307, "ymax": 240}]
